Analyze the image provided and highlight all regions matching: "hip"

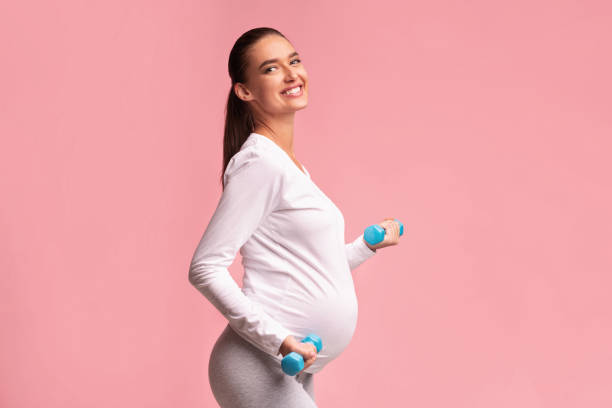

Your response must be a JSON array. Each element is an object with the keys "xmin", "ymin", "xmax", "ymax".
[{"xmin": 208, "ymin": 324, "xmax": 316, "ymax": 406}]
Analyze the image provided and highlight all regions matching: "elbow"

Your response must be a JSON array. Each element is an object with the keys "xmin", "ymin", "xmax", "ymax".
[
  {"xmin": 347, "ymin": 259, "xmax": 359, "ymax": 272},
  {"xmin": 188, "ymin": 261, "xmax": 220, "ymax": 289},
  {"xmin": 188, "ymin": 250, "xmax": 231, "ymax": 289},
  {"xmin": 188, "ymin": 262, "xmax": 206, "ymax": 288},
  {"xmin": 188, "ymin": 266, "xmax": 197, "ymax": 287}
]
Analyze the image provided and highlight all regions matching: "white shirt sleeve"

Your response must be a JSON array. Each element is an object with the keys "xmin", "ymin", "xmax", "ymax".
[
  {"xmin": 345, "ymin": 233, "xmax": 376, "ymax": 271},
  {"xmin": 188, "ymin": 151, "xmax": 292, "ymax": 357}
]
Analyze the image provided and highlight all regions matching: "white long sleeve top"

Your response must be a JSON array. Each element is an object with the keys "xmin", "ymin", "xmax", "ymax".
[{"xmin": 189, "ymin": 132, "xmax": 376, "ymax": 374}]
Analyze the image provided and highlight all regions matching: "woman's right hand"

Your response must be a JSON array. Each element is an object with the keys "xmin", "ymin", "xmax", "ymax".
[
  {"xmin": 279, "ymin": 335, "xmax": 318, "ymax": 373},
  {"xmin": 364, "ymin": 217, "xmax": 402, "ymax": 251}
]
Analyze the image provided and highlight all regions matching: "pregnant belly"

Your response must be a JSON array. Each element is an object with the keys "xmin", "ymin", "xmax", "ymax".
[{"xmin": 277, "ymin": 290, "xmax": 359, "ymax": 374}]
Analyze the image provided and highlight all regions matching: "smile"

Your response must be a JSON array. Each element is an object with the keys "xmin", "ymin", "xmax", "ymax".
[{"xmin": 281, "ymin": 85, "xmax": 303, "ymax": 97}]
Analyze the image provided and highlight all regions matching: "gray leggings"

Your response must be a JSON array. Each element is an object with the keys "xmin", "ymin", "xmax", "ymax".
[{"xmin": 208, "ymin": 324, "xmax": 317, "ymax": 407}]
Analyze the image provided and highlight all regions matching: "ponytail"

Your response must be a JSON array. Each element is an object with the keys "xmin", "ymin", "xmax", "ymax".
[{"xmin": 221, "ymin": 27, "xmax": 287, "ymax": 190}]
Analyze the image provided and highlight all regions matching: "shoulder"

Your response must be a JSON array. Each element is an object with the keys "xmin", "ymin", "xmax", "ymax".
[{"xmin": 223, "ymin": 140, "xmax": 284, "ymax": 186}]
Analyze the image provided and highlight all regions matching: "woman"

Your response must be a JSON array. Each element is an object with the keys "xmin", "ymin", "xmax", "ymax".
[{"xmin": 188, "ymin": 27, "xmax": 401, "ymax": 407}]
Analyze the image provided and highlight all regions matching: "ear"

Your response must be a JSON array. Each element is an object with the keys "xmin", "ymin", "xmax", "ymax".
[{"xmin": 234, "ymin": 83, "xmax": 252, "ymax": 102}]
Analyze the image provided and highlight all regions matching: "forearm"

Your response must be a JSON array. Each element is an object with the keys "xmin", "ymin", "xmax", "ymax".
[{"xmin": 345, "ymin": 234, "xmax": 377, "ymax": 271}]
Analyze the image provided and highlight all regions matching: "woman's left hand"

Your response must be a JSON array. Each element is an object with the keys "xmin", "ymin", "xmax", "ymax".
[{"xmin": 364, "ymin": 217, "xmax": 402, "ymax": 252}]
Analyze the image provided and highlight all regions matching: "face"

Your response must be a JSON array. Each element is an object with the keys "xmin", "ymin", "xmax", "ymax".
[{"xmin": 234, "ymin": 35, "xmax": 308, "ymax": 115}]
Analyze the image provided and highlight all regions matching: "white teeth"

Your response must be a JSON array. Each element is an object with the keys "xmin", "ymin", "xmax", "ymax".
[{"xmin": 283, "ymin": 86, "xmax": 301, "ymax": 95}]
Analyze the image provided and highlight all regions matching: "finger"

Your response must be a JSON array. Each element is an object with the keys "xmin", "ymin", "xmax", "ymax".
[
  {"xmin": 384, "ymin": 225, "xmax": 398, "ymax": 243},
  {"xmin": 307, "ymin": 345, "xmax": 317, "ymax": 360},
  {"xmin": 306, "ymin": 354, "xmax": 317, "ymax": 366},
  {"xmin": 302, "ymin": 345, "xmax": 316, "ymax": 359}
]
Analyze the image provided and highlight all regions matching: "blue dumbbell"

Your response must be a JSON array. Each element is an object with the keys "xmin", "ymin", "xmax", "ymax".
[
  {"xmin": 281, "ymin": 334, "xmax": 323, "ymax": 376},
  {"xmin": 364, "ymin": 219, "xmax": 404, "ymax": 245}
]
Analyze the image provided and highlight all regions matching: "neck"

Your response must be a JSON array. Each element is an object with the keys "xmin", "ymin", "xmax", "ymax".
[{"xmin": 253, "ymin": 113, "xmax": 296, "ymax": 157}]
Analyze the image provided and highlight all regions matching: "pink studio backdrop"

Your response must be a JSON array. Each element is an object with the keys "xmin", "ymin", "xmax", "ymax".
[{"xmin": 1, "ymin": 1, "xmax": 611, "ymax": 407}]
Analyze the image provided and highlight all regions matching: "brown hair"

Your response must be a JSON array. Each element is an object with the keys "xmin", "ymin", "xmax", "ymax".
[{"xmin": 222, "ymin": 27, "xmax": 288, "ymax": 189}]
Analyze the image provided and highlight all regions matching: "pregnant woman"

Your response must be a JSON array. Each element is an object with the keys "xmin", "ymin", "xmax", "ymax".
[{"xmin": 188, "ymin": 27, "xmax": 401, "ymax": 408}]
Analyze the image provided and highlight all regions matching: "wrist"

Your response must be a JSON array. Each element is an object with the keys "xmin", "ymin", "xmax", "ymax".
[
  {"xmin": 363, "ymin": 237, "xmax": 376, "ymax": 253},
  {"xmin": 279, "ymin": 335, "xmax": 294, "ymax": 356}
]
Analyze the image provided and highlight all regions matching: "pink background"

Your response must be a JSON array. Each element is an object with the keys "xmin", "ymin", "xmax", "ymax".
[{"xmin": 2, "ymin": 0, "xmax": 611, "ymax": 407}]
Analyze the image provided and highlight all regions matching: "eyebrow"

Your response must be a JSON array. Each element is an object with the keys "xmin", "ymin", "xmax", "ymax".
[{"xmin": 258, "ymin": 51, "xmax": 300, "ymax": 70}]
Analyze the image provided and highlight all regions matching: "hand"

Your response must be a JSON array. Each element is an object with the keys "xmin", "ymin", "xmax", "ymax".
[
  {"xmin": 364, "ymin": 217, "xmax": 402, "ymax": 251},
  {"xmin": 278, "ymin": 335, "xmax": 318, "ymax": 373}
]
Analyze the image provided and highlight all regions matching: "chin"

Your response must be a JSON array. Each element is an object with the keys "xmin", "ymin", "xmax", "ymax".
[
  {"xmin": 291, "ymin": 97, "xmax": 309, "ymax": 110},
  {"xmin": 293, "ymin": 101, "xmax": 308, "ymax": 111},
  {"xmin": 277, "ymin": 101, "xmax": 308, "ymax": 113}
]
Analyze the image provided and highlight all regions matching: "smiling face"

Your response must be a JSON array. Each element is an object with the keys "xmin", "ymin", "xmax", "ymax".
[{"xmin": 234, "ymin": 35, "xmax": 308, "ymax": 116}]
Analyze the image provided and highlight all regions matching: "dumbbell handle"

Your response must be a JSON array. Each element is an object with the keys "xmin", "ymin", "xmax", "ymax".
[
  {"xmin": 364, "ymin": 219, "xmax": 404, "ymax": 245},
  {"xmin": 281, "ymin": 334, "xmax": 323, "ymax": 376}
]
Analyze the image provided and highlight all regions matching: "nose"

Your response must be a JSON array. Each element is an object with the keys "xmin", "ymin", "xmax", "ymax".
[{"xmin": 283, "ymin": 65, "xmax": 299, "ymax": 78}]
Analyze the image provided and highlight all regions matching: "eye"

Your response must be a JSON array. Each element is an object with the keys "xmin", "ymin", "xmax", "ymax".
[{"xmin": 264, "ymin": 59, "xmax": 301, "ymax": 73}]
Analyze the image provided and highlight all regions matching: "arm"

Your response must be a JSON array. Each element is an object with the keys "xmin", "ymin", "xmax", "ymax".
[
  {"xmin": 188, "ymin": 152, "xmax": 292, "ymax": 357},
  {"xmin": 345, "ymin": 233, "xmax": 377, "ymax": 271}
]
